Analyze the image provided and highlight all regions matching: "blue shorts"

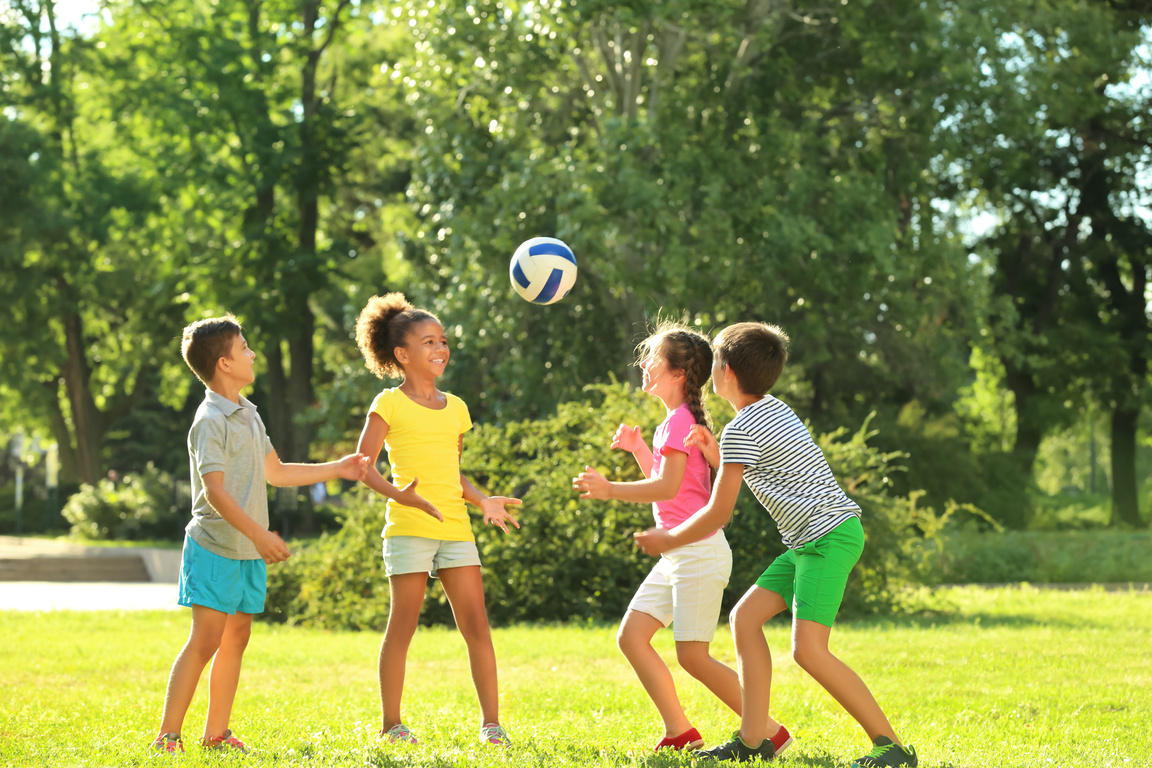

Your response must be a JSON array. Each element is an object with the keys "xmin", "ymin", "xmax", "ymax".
[{"xmin": 178, "ymin": 534, "xmax": 267, "ymax": 615}]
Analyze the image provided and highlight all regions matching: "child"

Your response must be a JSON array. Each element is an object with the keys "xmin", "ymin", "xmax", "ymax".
[
  {"xmin": 354, "ymin": 292, "xmax": 521, "ymax": 747},
  {"xmin": 571, "ymin": 324, "xmax": 788, "ymax": 753},
  {"xmin": 153, "ymin": 315, "xmax": 369, "ymax": 754},
  {"xmin": 635, "ymin": 322, "xmax": 917, "ymax": 767}
]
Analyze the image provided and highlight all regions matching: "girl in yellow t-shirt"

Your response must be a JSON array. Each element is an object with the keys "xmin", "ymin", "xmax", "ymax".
[{"xmin": 353, "ymin": 292, "xmax": 521, "ymax": 748}]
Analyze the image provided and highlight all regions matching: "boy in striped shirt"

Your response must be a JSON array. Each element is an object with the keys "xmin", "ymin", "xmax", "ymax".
[{"xmin": 635, "ymin": 322, "xmax": 916, "ymax": 767}]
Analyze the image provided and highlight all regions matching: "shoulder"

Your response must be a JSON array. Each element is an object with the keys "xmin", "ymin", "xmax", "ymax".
[
  {"xmin": 445, "ymin": 393, "xmax": 472, "ymax": 419},
  {"xmin": 370, "ymin": 387, "xmax": 402, "ymax": 413},
  {"xmin": 189, "ymin": 400, "xmax": 226, "ymax": 435}
]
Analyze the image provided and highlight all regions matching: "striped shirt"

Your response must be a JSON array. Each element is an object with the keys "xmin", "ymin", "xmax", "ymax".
[{"xmin": 719, "ymin": 395, "xmax": 860, "ymax": 549}]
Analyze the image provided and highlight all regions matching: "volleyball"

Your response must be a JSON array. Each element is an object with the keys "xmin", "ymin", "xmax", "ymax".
[{"xmin": 509, "ymin": 237, "xmax": 577, "ymax": 305}]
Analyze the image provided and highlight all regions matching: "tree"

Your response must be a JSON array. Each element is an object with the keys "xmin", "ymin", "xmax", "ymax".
[
  {"xmin": 0, "ymin": 0, "xmax": 182, "ymax": 485},
  {"xmin": 382, "ymin": 0, "xmax": 977, "ymax": 433},
  {"xmin": 945, "ymin": 0, "xmax": 1151, "ymax": 524}
]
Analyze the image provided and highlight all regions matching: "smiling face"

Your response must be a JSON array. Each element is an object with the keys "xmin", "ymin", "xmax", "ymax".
[{"xmin": 395, "ymin": 319, "xmax": 449, "ymax": 378}]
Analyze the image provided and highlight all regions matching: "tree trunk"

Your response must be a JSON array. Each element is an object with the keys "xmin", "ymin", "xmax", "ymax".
[
  {"xmin": 1109, "ymin": 405, "xmax": 1142, "ymax": 527},
  {"xmin": 59, "ymin": 296, "xmax": 103, "ymax": 486}
]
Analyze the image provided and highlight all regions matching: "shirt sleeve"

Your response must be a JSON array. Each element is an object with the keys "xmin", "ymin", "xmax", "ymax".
[
  {"xmin": 370, "ymin": 390, "xmax": 393, "ymax": 425},
  {"xmin": 656, "ymin": 408, "xmax": 693, "ymax": 457},
  {"xmin": 255, "ymin": 412, "xmax": 276, "ymax": 456},
  {"xmin": 189, "ymin": 415, "xmax": 227, "ymax": 476},
  {"xmin": 453, "ymin": 395, "xmax": 473, "ymax": 433},
  {"xmin": 719, "ymin": 423, "xmax": 759, "ymax": 466}
]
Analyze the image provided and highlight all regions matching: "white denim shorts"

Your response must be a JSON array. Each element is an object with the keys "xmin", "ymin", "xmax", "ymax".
[
  {"xmin": 382, "ymin": 535, "xmax": 481, "ymax": 577},
  {"xmin": 628, "ymin": 529, "xmax": 732, "ymax": 642}
]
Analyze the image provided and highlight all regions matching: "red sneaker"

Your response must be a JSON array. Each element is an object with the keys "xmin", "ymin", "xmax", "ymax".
[
  {"xmin": 150, "ymin": 732, "xmax": 183, "ymax": 754},
  {"xmin": 771, "ymin": 724, "xmax": 794, "ymax": 756},
  {"xmin": 202, "ymin": 728, "xmax": 250, "ymax": 753},
  {"xmin": 654, "ymin": 726, "xmax": 704, "ymax": 751}
]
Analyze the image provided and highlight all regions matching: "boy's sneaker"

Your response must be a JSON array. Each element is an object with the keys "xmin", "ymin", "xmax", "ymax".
[
  {"xmin": 654, "ymin": 726, "xmax": 704, "ymax": 751},
  {"xmin": 479, "ymin": 723, "xmax": 511, "ymax": 746},
  {"xmin": 150, "ymin": 733, "xmax": 183, "ymax": 754},
  {"xmin": 851, "ymin": 736, "xmax": 918, "ymax": 767},
  {"xmin": 202, "ymin": 729, "xmax": 250, "ymax": 753},
  {"xmin": 383, "ymin": 724, "xmax": 418, "ymax": 745},
  {"xmin": 698, "ymin": 733, "xmax": 778, "ymax": 762},
  {"xmin": 769, "ymin": 725, "xmax": 793, "ymax": 756}
]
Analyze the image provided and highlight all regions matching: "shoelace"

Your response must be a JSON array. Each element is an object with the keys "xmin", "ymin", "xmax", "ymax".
[
  {"xmin": 864, "ymin": 742, "xmax": 898, "ymax": 762},
  {"xmin": 480, "ymin": 724, "xmax": 510, "ymax": 745}
]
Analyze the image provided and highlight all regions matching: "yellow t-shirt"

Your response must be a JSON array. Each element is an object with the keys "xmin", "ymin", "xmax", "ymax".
[{"xmin": 370, "ymin": 387, "xmax": 474, "ymax": 541}]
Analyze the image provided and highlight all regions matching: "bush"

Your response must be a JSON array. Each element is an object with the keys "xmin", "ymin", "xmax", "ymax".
[
  {"xmin": 60, "ymin": 465, "xmax": 184, "ymax": 541},
  {"xmin": 264, "ymin": 490, "xmax": 395, "ymax": 629},
  {"xmin": 931, "ymin": 529, "xmax": 1152, "ymax": 584},
  {"xmin": 263, "ymin": 384, "xmax": 942, "ymax": 629}
]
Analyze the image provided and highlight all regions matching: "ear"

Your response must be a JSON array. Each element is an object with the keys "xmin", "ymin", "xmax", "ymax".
[{"xmin": 394, "ymin": 346, "xmax": 409, "ymax": 365}]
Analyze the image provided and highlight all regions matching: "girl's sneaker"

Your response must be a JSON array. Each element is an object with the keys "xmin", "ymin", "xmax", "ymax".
[
  {"xmin": 202, "ymin": 729, "xmax": 250, "ymax": 753},
  {"xmin": 383, "ymin": 724, "xmax": 418, "ymax": 745},
  {"xmin": 654, "ymin": 727, "xmax": 704, "ymax": 751},
  {"xmin": 770, "ymin": 725, "xmax": 793, "ymax": 756},
  {"xmin": 479, "ymin": 723, "xmax": 511, "ymax": 746},
  {"xmin": 851, "ymin": 736, "xmax": 918, "ymax": 767},
  {"xmin": 150, "ymin": 733, "xmax": 183, "ymax": 754}
]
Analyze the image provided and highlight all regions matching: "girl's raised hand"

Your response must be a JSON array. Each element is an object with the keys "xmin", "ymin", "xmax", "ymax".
[
  {"xmin": 685, "ymin": 424, "xmax": 720, "ymax": 469},
  {"xmin": 480, "ymin": 496, "xmax": 522, "ymax": 534},
  {"xmin": 610, "ymin": 424, "xmax": 645, "ymax": 454},
  {"xmin": 397, "ymin": 477, "xmax": 442, "ymax": 521},
  {"xmin": 572, "ymin": 466, "xmax": 612, "ymax": 500}
]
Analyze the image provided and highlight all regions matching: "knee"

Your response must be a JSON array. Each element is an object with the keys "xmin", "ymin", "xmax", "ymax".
[
  {"xmin": 222, "ymin": 623, "xmax": 252, "ymax": 653},
  {"xmin": 729, "ymin": 602, "xmax": 759, "ymax": 638},
  {"xmin": 791, "ymin": 641, "xmax": 828, "ymax": 673},
  {"xmin": 616, "ymin": 624, "xmax": 644, "ymax": 659},
  {"xmin": 675, "ymin": 645, "xmax": 709, "ymax": 678}
]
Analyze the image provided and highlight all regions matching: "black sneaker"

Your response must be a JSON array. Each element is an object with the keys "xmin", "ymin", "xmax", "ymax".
[
  {"xmin": 698, "ymin": 733, "xmax": 777, "ymax": 762},
  {"xmin": 851, "ymin": 736, "xmax": 918, "ymax": 767}
]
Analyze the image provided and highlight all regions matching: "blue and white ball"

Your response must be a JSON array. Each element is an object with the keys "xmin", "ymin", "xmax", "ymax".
[{"xmin": 509, "ymin": 237, "xmax": 577, "ymax": 305}]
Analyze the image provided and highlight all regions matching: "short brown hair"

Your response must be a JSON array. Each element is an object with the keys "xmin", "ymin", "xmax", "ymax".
[
  {"xmin": 181, "ymin": 314, "xmax": 242, "ymax": 385},
  {"xmin": 714, "ymin": 322, "xmax": 789, "ymax": 396},
  {"xmin": 355, "ymin": 293, "xmax": 440, "ymax": 379}
]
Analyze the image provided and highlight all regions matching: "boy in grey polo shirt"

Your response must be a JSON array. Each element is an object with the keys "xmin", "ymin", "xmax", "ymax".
[{"xmin": 151, "ymin": 314, "xmax": 369, "ymax": 755}]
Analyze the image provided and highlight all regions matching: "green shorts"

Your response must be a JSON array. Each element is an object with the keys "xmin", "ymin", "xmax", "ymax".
[{"xmin": 754, "ymin": 516, "xmax": 864, "ymax": 627}]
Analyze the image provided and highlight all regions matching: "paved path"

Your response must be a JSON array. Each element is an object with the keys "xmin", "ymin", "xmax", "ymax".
[{"xmin": 0, "ymin": 581, "xmax": 181, "ymax": 611}]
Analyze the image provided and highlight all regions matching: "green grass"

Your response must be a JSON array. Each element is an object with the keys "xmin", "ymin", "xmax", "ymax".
[{"xmin": 1, "ymin": 586, "xmax": 1149, "ymax": 766}]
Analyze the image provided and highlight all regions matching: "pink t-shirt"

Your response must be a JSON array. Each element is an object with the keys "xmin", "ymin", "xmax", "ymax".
[{"xmin": 651, "ymin": 404, "xmax": 713, "ymax": 532}]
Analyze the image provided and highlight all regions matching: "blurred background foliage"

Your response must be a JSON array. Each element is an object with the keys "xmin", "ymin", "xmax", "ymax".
[{"xmin": 2, "ymin": 0, "xmax": 1150, "ymax": 626}]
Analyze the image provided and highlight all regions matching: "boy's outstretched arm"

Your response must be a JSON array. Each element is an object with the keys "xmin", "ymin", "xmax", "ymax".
[
  {"xmin": 264, "ymin": 450, "xmax": 371, "ymax": 488},
  {"xmin": 634, "ymin": 462, "xmax": 744, "ymax": 556},
  {"xmin": 202, "ymin": 471, "xmax": 291, "ymax": 564}
]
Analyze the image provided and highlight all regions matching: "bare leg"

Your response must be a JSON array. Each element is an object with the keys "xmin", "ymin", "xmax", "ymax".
[
  {"xmin": 729, "ymin": 586, "xmax": 788, "ymax": 745},
  {"xmin": 438, "ymin": 566, "xmax": 499, "ymax": 727},
  {"xmin": 674, "ymin": 640, "xmax": 742, "ymax": 715},
  {"xmin": 379, "ymin": 572, "xmax": 428, "ymax": 734},
  {"xmin": 203, "ymin": 611, "xmax": 253, "ymax": 740},
  {"xmin": 158, "ymin": 605, "xmax": 228, "ymax": 737},
  {"xmin": 617, "ymin": 610, "xmax": 693, "ymax": 737},
  {"xmin": 792, "ymin": 619, "xmax": 902, "ymax": 746}
]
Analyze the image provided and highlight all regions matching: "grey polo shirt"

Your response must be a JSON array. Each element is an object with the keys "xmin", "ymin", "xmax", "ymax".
[{"xmin": 186, "ymin": 389, "xmax": 275, "ymax": 560}]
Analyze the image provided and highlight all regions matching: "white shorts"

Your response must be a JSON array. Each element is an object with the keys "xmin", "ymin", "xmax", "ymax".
[
  {"xmin": 628, "ymin": 530, "xmax": 732, "ymax": 642},
  {"xmin": 382, "ymin": 536, "xmax": 481, "ymax": 577}
]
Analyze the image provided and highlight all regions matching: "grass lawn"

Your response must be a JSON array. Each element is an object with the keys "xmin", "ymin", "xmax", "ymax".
[{"xmin": 0, "ymin": 586, "xmax": 1148, "ymax": 767}]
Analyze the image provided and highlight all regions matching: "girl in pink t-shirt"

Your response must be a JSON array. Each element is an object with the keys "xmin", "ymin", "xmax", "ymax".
[{"xmin": 573, "ymin": 323, "xmax": 743, "ymax": 753}]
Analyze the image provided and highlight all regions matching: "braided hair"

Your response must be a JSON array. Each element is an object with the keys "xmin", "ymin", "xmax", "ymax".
[
  {"xmin": 637, "ymin": 322, "xmax": 714, "ymax": 431},
  {"xmin": 355, "ymin": 292, "xmax": 441, "ymax": 379}
]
